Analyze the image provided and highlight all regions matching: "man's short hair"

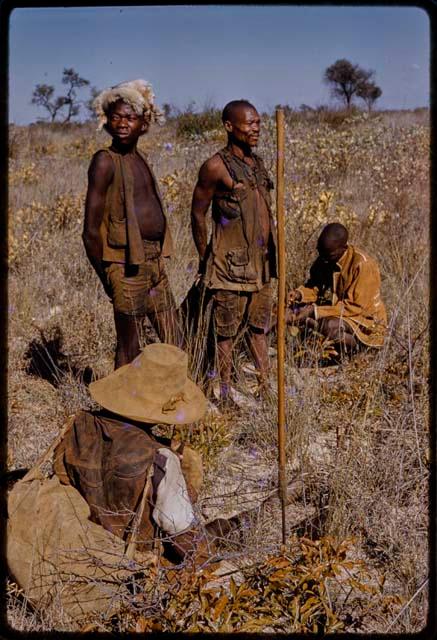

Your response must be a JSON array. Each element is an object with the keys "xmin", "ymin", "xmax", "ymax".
[
  {"xmin": 222, "ymin": 100, "xmax": 257, "ymax": 123},
  {"xmin": 320, "ymin": 222, "xmax": 348, "ymax": 245}
]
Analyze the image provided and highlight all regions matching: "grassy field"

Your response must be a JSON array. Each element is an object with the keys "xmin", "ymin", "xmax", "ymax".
[{"xmin": 7, "ymin": 107, "xmax": 430, "ymax": 632}]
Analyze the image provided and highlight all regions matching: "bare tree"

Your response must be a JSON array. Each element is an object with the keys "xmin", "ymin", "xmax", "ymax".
[
  {"xmin": 31, "ymin": 68, "xmax": 90, "ymax": 123},
  {"xmin": 85, "ymin": 86, "xmax": 100, "ymax": 121},
  {"xmin": 31, "ymin": 84, "xmax": 68, "ymax": 123},
  {"xmin": 324, "ymin": 59, "xmax": 374, "ymax": 109},
  {"xmin": 60, "ymin": 68, "xmax": 90, "ymax": 123}
]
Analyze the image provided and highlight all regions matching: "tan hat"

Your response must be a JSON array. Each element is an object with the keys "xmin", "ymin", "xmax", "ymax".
[{"xmin": 89, "ymin": 344, "xmax": 206, "ymax": 425}]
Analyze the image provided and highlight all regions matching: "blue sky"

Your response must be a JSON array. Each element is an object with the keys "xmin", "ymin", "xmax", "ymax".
[{"xmin": 8, "ymin": 5, "xmax": 429, "ymax": 124}]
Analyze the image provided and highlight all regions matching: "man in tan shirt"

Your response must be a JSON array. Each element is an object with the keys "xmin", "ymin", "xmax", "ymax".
[{"xmin": 287, "ymin": 223, "xmax": 387, "ymax": 353}]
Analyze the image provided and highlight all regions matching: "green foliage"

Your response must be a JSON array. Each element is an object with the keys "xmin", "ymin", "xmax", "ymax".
[
  {"xmin": 174, "ymin": 413, "xmax": 233, "ymax": 462},
  {"xmin": 175, "ymin": 101, "xmax": 223, "ymax": 139},
  {"xmin": 324, "ymin": 59, "xmax": 377, "ymax": 109},
  {"xmin": 357, "ymin": 81, "xmax": 383, "ymax": 112}
]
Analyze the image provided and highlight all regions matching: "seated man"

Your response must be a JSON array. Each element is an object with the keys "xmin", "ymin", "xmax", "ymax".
[
  {"xmin": 287, "ymin": 222, "xmax": 387, "ymax": 354},
  {"xmin": 54, "ymin": 343, "xmax": 239, "ymax": 565}
]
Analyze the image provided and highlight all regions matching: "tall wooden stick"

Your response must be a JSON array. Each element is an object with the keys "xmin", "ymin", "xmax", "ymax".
[{"xmin": 276, "ymin": 108, "xmax": 287, "ymax": 545}]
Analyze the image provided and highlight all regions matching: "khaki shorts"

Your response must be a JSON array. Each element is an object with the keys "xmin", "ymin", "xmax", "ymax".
[
  {"xmin": 213, "ymin": 282, "xmax": 273, "ymax": 338},
  {"xmin": 105, "ymin": 240, "xmax": 175, "ymax": 317}
]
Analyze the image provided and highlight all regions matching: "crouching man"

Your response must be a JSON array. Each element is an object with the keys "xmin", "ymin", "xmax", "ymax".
[
  {"xmin": 287, "ymin": 222, "xmax": 387, "ymax": 356},
  {"xmin": 54, "ymin": 343, "xmax": 238, "ymax": 565}
]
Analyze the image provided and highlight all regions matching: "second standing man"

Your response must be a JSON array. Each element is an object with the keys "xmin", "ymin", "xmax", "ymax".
[{"xmin": 191, "ymin": 100, "xmax": 277, "ymax": 407}]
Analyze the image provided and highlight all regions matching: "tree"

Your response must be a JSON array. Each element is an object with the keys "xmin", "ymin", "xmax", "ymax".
[
  {"xmin": 85, "ymin": 86, "xmax": 101, "ymax": 121},
  {"xmin": 31, "ymin": 84, "xmax": 68, "ymax": 123},
  {"xmin": 357, "ymin": 81, "xmax": 382, "ymax": 112},
  {"xmin": 324, "ymin": 59, "xmax": 374, "ymax": 109},
  {"xmin": 31, "ymin": 68, "xmax": 90, "ymax": 123},
  {"xmin": 60, "ymin": 68, "xmax": 90, "ymax": 123},
  {"xmin": 161, "ymin": 103, "xmax": 173, "ymax": 119}
]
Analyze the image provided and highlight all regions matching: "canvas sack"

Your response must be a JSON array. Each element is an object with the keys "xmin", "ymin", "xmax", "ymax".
[{"xmin": 6, "ymin": 472, "xmax": 151, "ymax": 627}]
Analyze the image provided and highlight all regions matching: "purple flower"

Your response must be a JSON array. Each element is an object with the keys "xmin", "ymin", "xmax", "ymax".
[
  {"xmin": 220, "ymin": 216, "xmax": 230, "ymax": 226},
  {"xmin": 164, "ymin": 142, "xmax": 173, "ymax": 151},
  {"xmin": 207, "ymin": 369, "xmax": 217, "ymax": 379}
]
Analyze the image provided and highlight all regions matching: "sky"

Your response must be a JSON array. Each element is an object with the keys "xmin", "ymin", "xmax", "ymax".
[{"xmin": 8, "ymin": 5, "xmax": 430, "ymax": 125}]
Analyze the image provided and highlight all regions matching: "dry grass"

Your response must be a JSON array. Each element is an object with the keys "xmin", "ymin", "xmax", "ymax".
[{"xmin": 7, "ymin": 108, "xmax": 429, "ymax": 632}]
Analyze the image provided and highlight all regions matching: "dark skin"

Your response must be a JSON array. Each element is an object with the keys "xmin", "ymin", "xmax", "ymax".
[
  {"xmin": 287, "ymin": 233, "xmax": 357, "ymax": 350},
  {"xmin": 190, "ymin": 105, "xmax": 271, "ymax": 397},
  {"xmin": 83, "ymin": 99, "xmax": 181, "ymax": 368}
]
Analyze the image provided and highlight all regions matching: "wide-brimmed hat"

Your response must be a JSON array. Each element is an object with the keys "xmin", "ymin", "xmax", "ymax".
[{"xmin": 89, "ymin": 344, "xmax": 206, "ymax": 425}]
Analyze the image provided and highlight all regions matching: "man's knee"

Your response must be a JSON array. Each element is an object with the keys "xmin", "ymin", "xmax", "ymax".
[
  {"xmin": 319, "ymin": 317, "xmax": 342, "ymax": 339},
  {"xmin": 213, "ymin": 290, "xmax": 246, "ymax": 338},
  {"xmin": 247, "ymin": 284, "xmax": 273, "ymax": 334}
]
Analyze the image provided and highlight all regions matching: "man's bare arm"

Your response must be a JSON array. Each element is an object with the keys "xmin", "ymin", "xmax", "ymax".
[
  {"xmin": 82, "ymin": 151, "xmax": 114, "ymax": 295},
  {"xmin": 190, "ymin": 156, "xmax": 225, "ymax": 270}
]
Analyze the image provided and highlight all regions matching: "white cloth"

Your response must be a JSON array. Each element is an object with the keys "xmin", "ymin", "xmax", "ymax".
[{"xmin": 152, "ymin": 448, "xmax": 195, "ymax": 535}]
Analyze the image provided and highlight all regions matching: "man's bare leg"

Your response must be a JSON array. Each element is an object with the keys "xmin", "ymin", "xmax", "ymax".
[
  {"xmin": 113, "ymin": 311, "xmax": 142, "ymax": 369},
  {"xmin": 150, "ymin": 308, "xmax": 184, "ymax": 348},
  {"xmin": 217, "ymin": 336, "xmax": 233, "ymax": 399},
  {"xmin": 247, "ymin": 327, "xmax": 270, "ymax": 383},
  {"xmin": 307, "ymin": 317, "xmax": 358, "ymax": 353}
]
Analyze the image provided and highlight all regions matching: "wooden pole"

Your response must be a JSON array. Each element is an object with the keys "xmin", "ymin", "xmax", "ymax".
[{"xmin": 275, "ymin": 108, "xmax": 287, "ymax": 545}]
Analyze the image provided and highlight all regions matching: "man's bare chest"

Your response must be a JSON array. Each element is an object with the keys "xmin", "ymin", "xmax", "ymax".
[{"xmin": 126, "ymin": 155, "xmax": 157, "ymax": 201}]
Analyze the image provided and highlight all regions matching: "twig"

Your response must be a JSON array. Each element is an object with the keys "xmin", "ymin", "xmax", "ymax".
[{"xmin": 385, "ymin": 577, "xmax": 428, "ymax": 632}]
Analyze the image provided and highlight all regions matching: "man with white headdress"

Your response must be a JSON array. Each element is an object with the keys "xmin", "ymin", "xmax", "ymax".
[{"xmin": 83, "ymin": 80, "xmax": 182, "ymax": 368}]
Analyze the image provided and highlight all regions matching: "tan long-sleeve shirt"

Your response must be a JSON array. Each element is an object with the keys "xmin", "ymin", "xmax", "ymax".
[{"xmin": 297, "ymin": 244, "xmax": 387, "ymax": 347}]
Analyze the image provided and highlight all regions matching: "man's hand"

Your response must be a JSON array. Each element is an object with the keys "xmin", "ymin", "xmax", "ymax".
[
  {"xmin": 293, "ymin": 304, "xmax": 315, "ymax": 323},
  {"xmin": 288, "ymin": 289, "xmax": 302, "ymax": 305}
]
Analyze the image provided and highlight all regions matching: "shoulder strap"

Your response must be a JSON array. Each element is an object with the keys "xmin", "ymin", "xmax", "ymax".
[{"xmin": 217, "ymin": 148, "xmax": 239, "ymax": 185}]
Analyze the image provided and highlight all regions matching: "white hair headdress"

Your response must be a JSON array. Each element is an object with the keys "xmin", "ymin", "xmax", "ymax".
[{"xmin": 93, "ymin": 79, "xmax": 165, "ymax": 130}]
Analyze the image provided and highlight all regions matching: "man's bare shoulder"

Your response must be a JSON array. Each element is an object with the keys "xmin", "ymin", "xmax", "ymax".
[
  {"xmin": 89, "ymin": 149, "xmax": 113, "ymax": 168},
  {"xmin": 198, "ymin": 152, "xmax": 227, "ymax": 181},
  {"xmin": 88, "ymin": 149, "xmax": 114, "ymax": 180}
]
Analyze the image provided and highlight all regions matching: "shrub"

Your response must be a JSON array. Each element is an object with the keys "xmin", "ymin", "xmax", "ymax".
[{"xmin": 175, "ymin": 103, "xmax": 222, "ymax": 139}]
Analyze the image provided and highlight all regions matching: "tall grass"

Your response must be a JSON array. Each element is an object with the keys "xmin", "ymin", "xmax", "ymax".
[{"xmin": 7, "ymin": 108, "xmax": 429, "ymax": 632}]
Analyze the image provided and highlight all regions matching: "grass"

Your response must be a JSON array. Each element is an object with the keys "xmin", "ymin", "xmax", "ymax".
[{"xmin": 7, "ymin": 107, "xmax": 430, "ymax": 632}]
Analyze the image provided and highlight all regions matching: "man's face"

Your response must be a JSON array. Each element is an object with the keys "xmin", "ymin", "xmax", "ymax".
[
  {"xmin": 225, "ymin": 106, "xmax": 261, "ymax": 147},
  {"xmin": 106, "ymin": 100, "xmax": 148, "ymax": 144},
  {"xmin": 317, "ymin": 237, "xmax": 347, "ymax": 264}
]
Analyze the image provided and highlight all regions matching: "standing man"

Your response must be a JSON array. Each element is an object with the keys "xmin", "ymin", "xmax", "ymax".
[
  {"xmin": 191, "ymin": 100, "xmax": 277, "ymax": 406},
  {"xmin": 83, "ymin": 79, "xmax": 182, "ymax": 369}
]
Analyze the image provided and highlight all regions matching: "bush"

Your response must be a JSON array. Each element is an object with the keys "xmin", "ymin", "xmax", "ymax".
[{"xmin": 175, "ymin": 103, "xmax": 222, "ymax": 139}]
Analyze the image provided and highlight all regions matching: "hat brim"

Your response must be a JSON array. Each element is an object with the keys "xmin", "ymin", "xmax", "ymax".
[{"xmin": 89, "ymin": 366, "xmax": 207, "ymax": 425}]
